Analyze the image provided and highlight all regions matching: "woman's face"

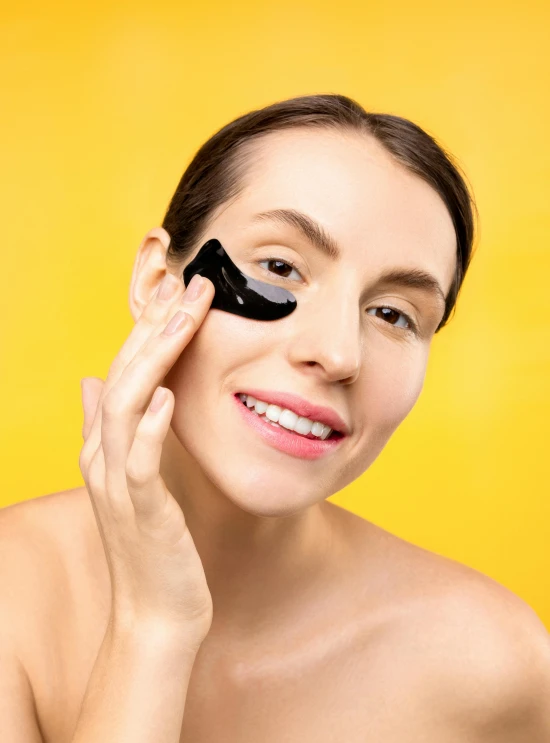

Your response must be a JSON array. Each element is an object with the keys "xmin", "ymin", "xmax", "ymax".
[{"xmin": 159, "ymin": 128, "xmax": 457, "ymax": 516}]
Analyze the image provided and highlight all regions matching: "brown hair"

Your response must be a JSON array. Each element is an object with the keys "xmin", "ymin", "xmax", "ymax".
[{"xmin": 161, "ymin": 93, "xmax": 477, "ymax": 332}]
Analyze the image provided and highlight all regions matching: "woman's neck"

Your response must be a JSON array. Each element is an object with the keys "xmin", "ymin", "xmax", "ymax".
[{"xmin": 159, "ymin": 426, "xmax": 345, "ymax": 643}]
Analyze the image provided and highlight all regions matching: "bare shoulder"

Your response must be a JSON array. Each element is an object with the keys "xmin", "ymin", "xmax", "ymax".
[
  {"xmin": 0, "ymin": 485, "xmax": 94, "ymax": 541},
  {"xmin": 0, "ymin": 486, "xmax": 97, "ymax": 577},
  {"xmin": 0, "ymin": 487, "xmax": 103, "ymax": 645},
  {"xmin": 341, "ymin": 510, "xmax": 550, "ymax": 741},
  {"xmin": 413, "ymin": 547, "xmax": 549, "ymax": 730},
  {"xmin": 0, "ymin": 487, "xmax": 105, "ymax": 741}
]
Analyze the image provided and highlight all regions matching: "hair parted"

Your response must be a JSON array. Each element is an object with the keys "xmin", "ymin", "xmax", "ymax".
[{"xmin": 161, "ymin": 93, "xmax": 477, "ymax": 332}]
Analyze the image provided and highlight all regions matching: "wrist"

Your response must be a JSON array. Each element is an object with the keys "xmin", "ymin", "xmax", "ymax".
[{"xmin": 108, "ymin": 611, "xmax": 207, "ymax": 657}]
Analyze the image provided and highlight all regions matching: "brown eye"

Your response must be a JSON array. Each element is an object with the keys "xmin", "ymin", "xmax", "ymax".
[
  {"xmin": 258, "ymin": 258, "xmax": 302, "ymax": 282},
  {"xmin": 367, "ymin": 306, "xmax": 414, "ymax": 331},
  {"xmin": 267, "ymin": 259, "xmax": 292, "ymax": 278},
  {"xmin": 378, "ymin": 307, "xmax": 400, "ymax": 325}
]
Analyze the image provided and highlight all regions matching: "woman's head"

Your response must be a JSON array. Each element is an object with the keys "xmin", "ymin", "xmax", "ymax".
[
  {"xmin": 130, "ymin": 94, "xmax": 477, "ymax": 516},
  {"xmin": 161, "ymin": 94, "xmax": 476, "ymax": 333}
]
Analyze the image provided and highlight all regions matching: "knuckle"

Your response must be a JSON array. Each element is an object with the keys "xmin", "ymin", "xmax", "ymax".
[
  {"xmin": 125, "ymin": 454, "xmax": 154, "ymax": 488},
  {"xmin": 141, "ymin": 311, "xmax": 160, "ymax": 329},
  {"xmin": 102, "ymin": 389, "xmax": 130, "ymax": 419}
]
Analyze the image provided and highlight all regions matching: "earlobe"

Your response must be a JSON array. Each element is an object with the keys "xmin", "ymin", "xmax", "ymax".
[{"xmin": 128, "ymin": 226, "xmax": 174, "ymax": 321}]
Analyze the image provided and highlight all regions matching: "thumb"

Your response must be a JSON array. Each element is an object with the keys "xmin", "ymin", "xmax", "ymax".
[{"xmin": 80, "ymin": 377, "xmax": 105, "ymax": 441}]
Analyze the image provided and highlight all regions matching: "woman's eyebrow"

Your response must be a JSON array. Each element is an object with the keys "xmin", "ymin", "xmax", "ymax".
[
  {"xmin": 250, "ymin": 207, "xmax": 448, "ymax": 310},
  {"xmin": 372, "ymin": 268, "xmax": 447, "ymax": 312},
  {"xmin": 251, "ymin": 208, "xmax": 340, "ymax": 260}
]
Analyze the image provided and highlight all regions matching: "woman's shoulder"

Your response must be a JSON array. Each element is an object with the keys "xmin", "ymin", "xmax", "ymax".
[
  {"xmin": 337, "ymin": 506, "xmax": 550, "ymax": 736},
  {"xmin": 0, "ymin": 488, "xmax": 111, "ymax": 739},
  {"xmin": 0, "ymin": 486, "xmax": 106, "ymax": 632},
  {"xmin": 0, "ymin": 486, "xmax": 86, "ymax": 574},
  {"xmin": 0, "ymin": 486, "xmax": 99, "ymax": 581},
  {"xmin": 407, "ymin": 544, "xmax": 550, "ymax": 735},
  {"xmin": 331, "ymin": 503, "xmax": 548, "ymax": 641}
]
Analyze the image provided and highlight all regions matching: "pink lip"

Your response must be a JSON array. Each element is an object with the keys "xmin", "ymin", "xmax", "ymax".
[
  {"xmin": 236, "ymin": 388, "xmax": 350, "ymax": 435},
  {"xmin": 233, "ymin": 395, "xmax": 346, "ymax": 460}
]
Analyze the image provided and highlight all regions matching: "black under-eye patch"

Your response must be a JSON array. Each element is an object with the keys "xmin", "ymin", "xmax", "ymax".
[{"xmin": 182, "ymin": 238, "xmax": 297, "ymax": 321}]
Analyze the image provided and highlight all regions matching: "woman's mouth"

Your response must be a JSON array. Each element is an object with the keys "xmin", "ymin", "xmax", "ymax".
[{"xmin": 233, "ymin": 393, "xmax": 346, "ymax": 461}]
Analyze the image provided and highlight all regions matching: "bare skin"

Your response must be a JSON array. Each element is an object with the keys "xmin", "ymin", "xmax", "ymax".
[
  {"xmin": 1, "ymin": 129, "xmax": 549, "ymax": 741},
  {"xmin": 1, "ymin": 488, "xmax": 549, "ymax": 742}
]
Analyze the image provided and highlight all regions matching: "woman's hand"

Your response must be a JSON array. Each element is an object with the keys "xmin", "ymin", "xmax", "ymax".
[{"xmin": 78, "ymin": 272, "xmax": 215, "ymax": 650}]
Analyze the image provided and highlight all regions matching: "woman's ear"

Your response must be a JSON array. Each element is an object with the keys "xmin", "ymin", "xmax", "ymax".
[{"xmin": 128, "ymin": 226, "xmax": 174, "ymax": 322}]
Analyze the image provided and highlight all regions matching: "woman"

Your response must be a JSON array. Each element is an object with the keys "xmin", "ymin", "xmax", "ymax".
[{"xmin": 1, "ymin": 94, "xmax": 549, "ymax": 742}]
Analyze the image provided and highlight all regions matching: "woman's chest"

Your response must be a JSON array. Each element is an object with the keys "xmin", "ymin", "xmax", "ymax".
[
  {"xmin": 27, "ymin": 513, "xmax": 456, "ymax": 743},
  {"xmin": 33, "ymin": 607, "xmax": 451, "ymax": 743},
  {"xmin": 177, "ymin": 637, "xmax": 454, "ymax": 743}
]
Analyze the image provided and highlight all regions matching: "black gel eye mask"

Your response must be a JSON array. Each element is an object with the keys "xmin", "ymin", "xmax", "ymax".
[{"xmin": 182, "ymin": 238, "xmax": 297, "ymax": 321}]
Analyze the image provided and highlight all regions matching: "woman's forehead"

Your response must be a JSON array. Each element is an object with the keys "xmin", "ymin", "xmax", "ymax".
[
  {"xmin": 241, "ymin": 130, "xmax": 451, "ymax": 234},
  {"xmin": 216, "ymin": 129, "xmax": 457, "ymax": 291}
]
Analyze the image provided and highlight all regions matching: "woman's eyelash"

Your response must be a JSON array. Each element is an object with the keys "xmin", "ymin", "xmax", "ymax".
[
  {"xmin": 367, "ymin": 306, "xmax": 419, "ymax": 335},
  {"xmin": 258, "ymin": 257, "xmax": 419, "ymax": 335},
  {"xmin": 258, "ymin": 257, "xmax": 303, "ymax": 282}
]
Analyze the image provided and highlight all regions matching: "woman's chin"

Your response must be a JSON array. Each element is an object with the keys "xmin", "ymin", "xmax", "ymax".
[
  {"xmin": 215, "ymin": 467, "xmax": 328, "ymax": 517},
  {"xmin": 168, "ymin": 418, "xmax": 327, "ymax": 511}
]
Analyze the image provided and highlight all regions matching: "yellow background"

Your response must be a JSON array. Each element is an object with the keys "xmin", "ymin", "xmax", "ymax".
[{"xmin": 1, "ymin": 1, "xmax": 548, "ymax": 627}]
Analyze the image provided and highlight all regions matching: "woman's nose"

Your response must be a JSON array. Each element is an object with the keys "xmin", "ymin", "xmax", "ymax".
[{"xmin": 287, "ymin": 296, "xmax": 362, "ymax": 384}]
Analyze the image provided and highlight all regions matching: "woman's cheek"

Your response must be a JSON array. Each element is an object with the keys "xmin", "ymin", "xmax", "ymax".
[
  {"xmin": 352, "ymin": 348, "xmax": 428, "ymax": 468},
  {"xmin": 162, "ymin": 311, "xmax": 227, "ymax": 403},
  {"xmin": 162, "ymin": 309, "xmax": 263, "ymax": 428},
  {"xmin": 162, "ymin": 305, "xmax": 428, "ymax": 494},
  {"xmin": 380, "ymin": 347, "xmax": 426, "ymax": 423},
  {"xmin": 376, "ymin": 353, "xmax": 426, "ymax": 427}
]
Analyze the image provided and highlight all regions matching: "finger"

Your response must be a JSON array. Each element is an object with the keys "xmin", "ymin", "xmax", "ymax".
[
  {"xmin": 83, "ymin": 440, "xmax": 135, "ymax": 540},
  {"xmin": 102, "ymin": 277, "xmax": 214, "ymax": 474},
  {"xmin": 81, "ymin": 377, "xmax": 105, "ymax": 441},
  {"xmin": 124, "ymin": 385, "xmax": 174, "ymax": 518},
  {"xmin": 115, "ymin": 274, "xmax": 186, "ymax": 376},
  {"xmin": 81, "ymin": 272, "xmax": 187, "ymax": 468},
  {"xmin": 79, "ymin": 377, "xmax": 106, "ymax": 483}
]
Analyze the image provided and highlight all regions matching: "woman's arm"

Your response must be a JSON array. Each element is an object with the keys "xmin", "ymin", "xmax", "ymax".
[
  {"xmin": 0, "ymin": 642, "xmax": 45, "ymax": 743},
  {"xmin": 72, "ymin": 275, "xmax": 216, "ymax": 740},
  {"xmin": 71, "ymin": 618, "xmax": 199, "ymax": 743}
]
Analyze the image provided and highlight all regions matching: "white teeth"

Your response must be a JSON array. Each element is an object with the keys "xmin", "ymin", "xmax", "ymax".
[
  {"xmin": 255, "ymin": 399, "xmax": 269, "ymax": 414},
  {"xmin": 265, "ymin": 404, "xmax": 282, "ymax": 422},
  {"xmin": 279, "ymin": 409, "xmax": 299, "ymax": 431},
  {"xmin": 319, "ymin": 425, "xmax": 332, "ymax": 440},
  {"xmin": 311, "ymin": 421, "xmax": 325, "ymax": 437},
  {"xmin": 294, "ymin": 416, "xmax": 313, "ymax": 436},
  {"xmin": 237, "ymin": 393, "xmax": 333, "ymax": 439}
]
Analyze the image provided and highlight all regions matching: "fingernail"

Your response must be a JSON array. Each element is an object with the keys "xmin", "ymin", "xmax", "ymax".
[
  {"xmin": 163, "ymin": 310, "xmax": 189, "ymax": 335},
  {"xmin": 183, "ymin": 274, "xmax": 205, "ymax": 303},
  {"xmin": 158, "ymin": 274, "xmax": 178, "ymax": 301},
  {"xmin": 149, "ymin": 387, "xmax": 168, "ymax": 413}
]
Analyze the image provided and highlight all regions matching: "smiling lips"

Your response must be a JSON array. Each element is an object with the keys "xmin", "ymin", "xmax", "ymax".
[
  {"xmin": 237, "ymin": 394, "xmax": 334, "ymax": 440},
  {"xmin": 233, "ymin": 394, "xmax": 346, "ymax": 460},
  {"xmin": 235, "ymin": 388, "xmax": 349, "ymax": 435}
]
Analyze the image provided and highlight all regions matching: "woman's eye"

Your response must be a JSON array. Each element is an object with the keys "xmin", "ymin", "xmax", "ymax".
[
  {"xmin": 258, "ymin": 258, "xmax": 303, "ymax": 282},
  {"xmin": 366, "ymin": 306, "xmax": 416, "ymax": 332},
  {"xmin": 255, "ymin": 261, "xmax": 418, "ymax": 334}
]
